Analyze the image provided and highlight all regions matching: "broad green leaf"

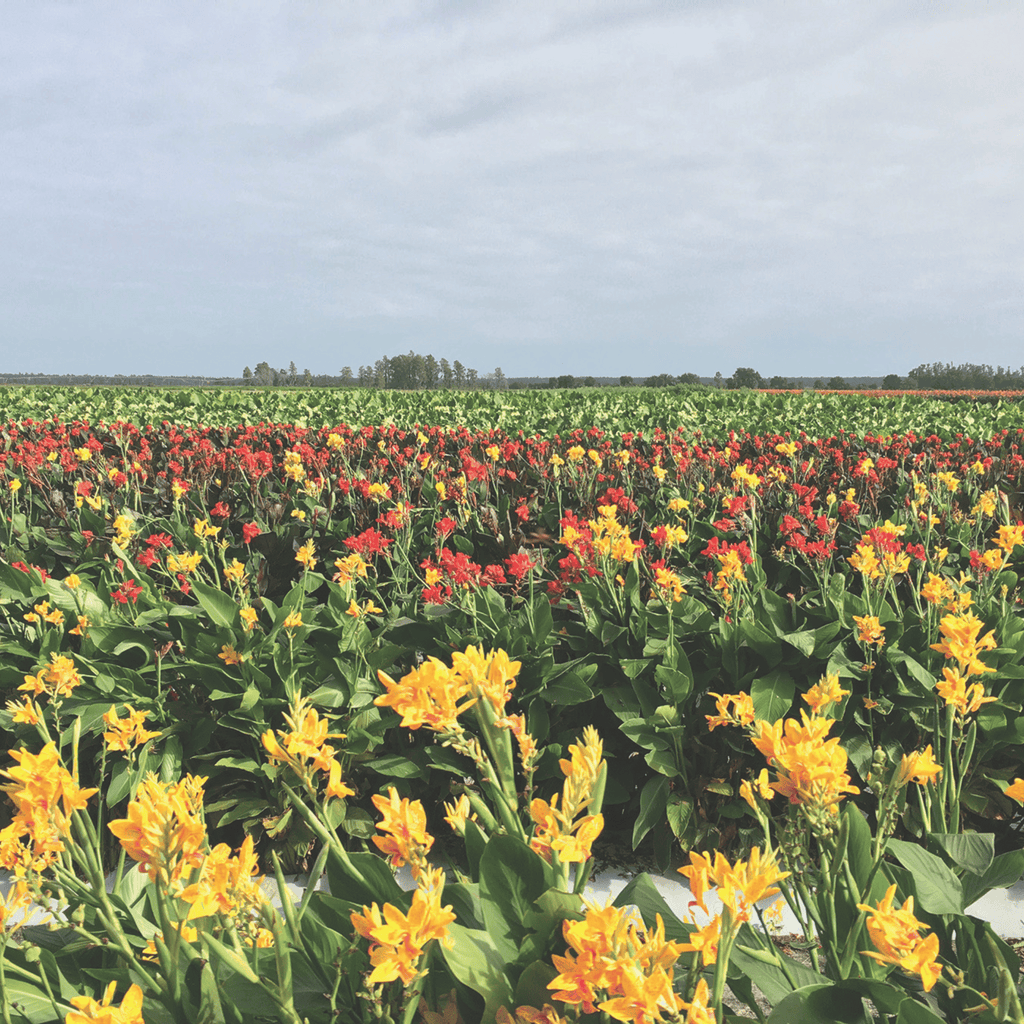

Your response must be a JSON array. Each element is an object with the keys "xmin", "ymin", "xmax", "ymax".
[
  {"xmin": 887, "ymin": 840, "xmax": 964, "ymax": 915},
  {"xmin": 439, "ymin": 924, "xmax": 515, "ymax": 1023},
  {"xmin": 751, "ymin": 669, "xmax": 795, "ymax": 723},
  {"xmin": 190, "ymin": 577, "xmax": 240, "ymax": 628},
  {"xmin": 613, "ymin": 873, "xmax": 689, "ymax": 941},
  {"xmin": 765, "ymin": 982, "xmax": 872, "ymax": 1023},
  {"xmin": 927, "ymin": 832, "xmax": 994, "ymax": 877},
  {"xmin": 632, "ymin": 776, "xmax": 669, "ymax": 848}
]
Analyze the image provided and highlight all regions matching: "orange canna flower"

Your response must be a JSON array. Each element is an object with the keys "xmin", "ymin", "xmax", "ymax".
[
  {"xmin": 295, "ymin": 541, "xmax": 317, "ymax": 571},
  {"xmin": 679, "ymin": 915, "xmax": 721, "ymax": 966},
  {"xmin": 375, "ymin": 659, "xmax": 476, "ymax": 732},
  {"xmin": 936, "ymin": 666, "xmax": 996, "ymax": 716},
  {"xmin": 750, "ymin": 712, "xmax": 859, "ymax": 815}
]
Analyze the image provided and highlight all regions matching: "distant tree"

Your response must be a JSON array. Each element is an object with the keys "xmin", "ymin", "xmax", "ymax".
[
  {"xmin": 882, "ymin": 373, "xmax": 903, "ymax": 389},
  {"xmin": 645, "ymin": 373, "xmax": 675, "ymax": 387},
  {"xmin": 357, "ymin": 364, "xmax": 374, "ymax": 387},
  {"xmin": 812, "ymin": 379, "xmax": 825, "ymax": 390},
  {"xmin": 677, "ymin": 372, "xmax": 700, "ymax": 385},
  {"xmin": 254, "ymin": 361, "xmax": 273, "ymax": 386},
  {"xmin": 713, "ymin": 372, "xmax": 724, "ymax": 388},
  {"xmin": 303, "ymin": 368, "xmax": 313, "ymax": 387},
  {"xmin": 581, "ymin": 376, "xmax": 597, "ymax": 387},
  {"xmin": 491, "ymin": 367, "xmax": 506, "ymax": 390},
  {"xmin": 453, "ymin": 360, "xmax": 466, "ymax": 387},
  {"xmin": 288, "ymin": 361, "xmax": 298, "ymax": 383},
  {"xmin": 826, "ymin": 375, "xmax": 848, "ymax": 390},
  {"xmin": 727, "ymin": 367, "xmax": 764, "ymax": 390},
  {"xmin": 339, "ymin": 366, "xmax": 354, "ymax": 386},
  {"xmin": 551, "ymin": 374, "xmax": 576, "ymax": 388},
  {"xmin": 619, "ymin": 375, "xmax": 634, "ymax": 386},
  {"xmin": 242, "ymin": 366, "xmax": 252, "ymax": 382},
  {"xmin": 423, "ymin": 354, "xmax": 440, "ymax": 389},
  {"xmin": 439, "ymin": 358, "xmax": 453, "ymax": 387},
  {"xmin": 768, "ymin": 375, "xmax": 791, "ymax": 389},
  {"xmin": 466, "ymin": 367, "xmax": 478, "ymax": 389}
]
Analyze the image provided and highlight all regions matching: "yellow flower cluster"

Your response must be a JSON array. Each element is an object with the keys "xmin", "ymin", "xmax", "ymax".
[
  {"xmin": 680, "ymin": 846, "xmax": 789, "ymax": 925},
  {"xmin": 0, "ymin": 742, "xmax": 98, "ymax": 875},
  {"xmin": 751, "ymin": 712, "xmax": 859, "ymax": 816},
  {"xmin": 23, "ymin": 599, "xmax": 64, "ymax": 627},
  {"xmin": 66, "ymin": 980, "xmax": 145, "ymax": 1024},
  {"xmin": 283, "ymin": 450, "xmax": 305, "ymax": 481},
  {"xmin": 530, "ymin": 727, "xmax": 604, "ymax": 865},
  {"xmin": 102, "ymin": 704, "xmax": 160, "ymax": 752},
  {"xmin": 261, "ymin": 693, "xmax": 354, "ymax": 801},
  {"xmin": 588, "ymin": 506, "xmax": 641, "ymax": 563},
  {"xmin": 931, "ymin": 611, "xmax": 998, "ymax": 717},
  {"xmin": 351, "ymin": 866, "xmax": 455, "ymax": 986},
  {"xmin": 538, "ymin": 902, "xmax": 687, "ymax": 1021},
  {"xmin": 108, "ymin": 773, "xmax": 207, "ymax": 886},
  {"xmin": 371, "ymin": 787, "xmax": 434, "ymax": 879},
  {"xmin": 375, "ymin": 646, "xmax": 520, "ymax": 732},
  {"xmin": 858, "ymin": 884, "xmax": 942, "ymax": 991},
  {"xmin": 20, "ymin": 653, "xmax": 82, "ymax": 699}
]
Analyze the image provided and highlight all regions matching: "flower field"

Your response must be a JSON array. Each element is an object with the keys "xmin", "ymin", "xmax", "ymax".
[{"xmin": 3, "ymin": 390, "xmax": 1024, "ymax": 1022}]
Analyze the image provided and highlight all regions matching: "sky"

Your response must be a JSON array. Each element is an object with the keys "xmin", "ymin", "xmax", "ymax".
[{"xmin": 3, "ymin": 1, "xmax": 1023, "ymax": 380}]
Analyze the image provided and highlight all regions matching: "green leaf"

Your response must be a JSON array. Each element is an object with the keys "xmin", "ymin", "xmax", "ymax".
[
  {"xmin": 368, "ymin": 754, "xmax": 429, "ymax": 780},
  {"xmin": 189, "ymin": 577, "xmax": 240, "ymax": 628},
  {"xmin": 3, "ymin": 977, "xmax": 71, "ymax": 1023},
  {"xmin": 654, "ymin": 662, "xmax": 692, "ymax": 702},
  {"xmin": 613, "ymin": 873, "xmax": 689, "ymax": 941},
  {"xmin": 887, "ymin": 840, "xmax": 964, "ymax": 915},
  {"xmin": 782, "ymin": 630, "xmax": 817, "ymax": 656},
  {"xmin": 895, "ymin": 997, "xmax": 947, "ymax": 1023},
  {"xmin": 439, "ymin": 924, "xmax": 515, "ymax": 1024},
  {"xmin": 632, "ymin": 776, "xmax": 669, "ymax": 848},
  {"xmin": 927, "ymin": 832, "xmax": 994, "ymax": 877},
  {"xmin": 765, "ymin": 982, "xmax": 872, "ymax": 1023},
  {"xmin": 159, "ymin": 735, "xmax": 183, "ymax": 784},
  {"xmin": 751, "ymin": 669, "xmax": 795, "ymax": 723},
  {"xmin": 961, "ymin": 848, "xmax": 1024, "ymax": 907},
  {"xmin": 512, "ymin": 960, "xmax": 559, "ymax": 1011},
  {"xmin": 478, "ymin": 834, "xmax": 550, "ymax": 965}
]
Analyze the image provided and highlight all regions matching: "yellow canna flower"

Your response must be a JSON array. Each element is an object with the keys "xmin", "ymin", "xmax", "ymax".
[
  {"xmin": 66, "ymin": 981, "xmax": 145, "ymax": 1024},
  {"xmin": 107, "ymin": 773, "xmax": 207, "ymax": 885},
  {"xmin": 803, "ymin": 673, "xmax": 850, "ymax": 714},
  {"xmin": 858, "ymin": 884, "xmax": 943, "ymax": 991},
  {"xmin": 351, "ymin": 871, "xmax": 456, "ymax": 986},
  {"xmin": 853, "ymin": 615, "xmax": 885, "ymax": 647},
  {"xmin": 239, "ymin": 605, "xmax": 258, "ymax": 631},
  {"xmin": 295, "ymin": 540, "xmax": 317, "ymax": 571},
  {"xmin": 102, "ymin": 704, "xmax": 160, "ymax": 752},
  {"xmin": 706, "ymin": 692, "xmax": 755, "ymax": 731},
  {"xmin": 897, "ymin": 746, "xmax": 942, "ymax": 787},
  {"xmin": 1005, "ymin": 779, "xmax": 1024, "ymax": 803},
  {"xmin": 218, "ymin": 644, "xmax": 243, "ymax": 666}
]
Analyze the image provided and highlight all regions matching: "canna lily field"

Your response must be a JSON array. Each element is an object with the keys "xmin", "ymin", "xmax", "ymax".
[{"xmin": 3, "ymin": 387, "xmax": 1024, "ymax": 1022}]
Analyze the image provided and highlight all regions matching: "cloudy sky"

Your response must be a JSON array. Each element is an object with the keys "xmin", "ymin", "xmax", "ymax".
[{"xmin": 3, "ymin": 1, "xmax": 1022, "ymax": 380}]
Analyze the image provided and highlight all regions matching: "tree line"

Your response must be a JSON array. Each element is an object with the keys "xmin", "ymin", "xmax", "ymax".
[{"xmin": 6, "ymin": 360, "xmax": 1024, "ymax": 392}]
